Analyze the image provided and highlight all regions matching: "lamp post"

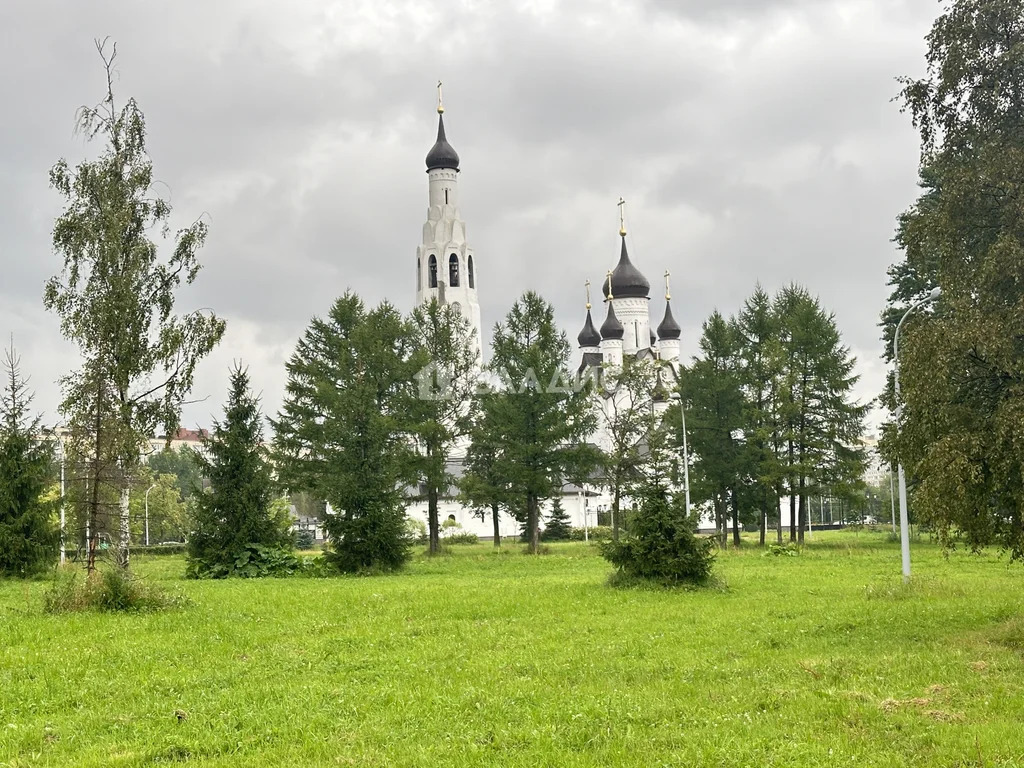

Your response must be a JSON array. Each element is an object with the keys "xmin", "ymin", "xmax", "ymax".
[
  {"xmin": 669, "ymin": 392, "xmax": 692, "ymax": 517},
  {"xmin": 56, "ymin": 434, "xmax": 66, "ymax": 565},
  {"xmin": 144, "ymin": 483, "xmax": 157, "ymax": 547},
  {"xmin": 893, "ymin": 285, "xmax": 942, "ymax": 583}
]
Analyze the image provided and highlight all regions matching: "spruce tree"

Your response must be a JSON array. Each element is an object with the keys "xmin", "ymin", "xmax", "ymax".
[
  {"xmin": 542, "ymin": 496, "xmax": 572, "ymax": 541},
  {"xmin": 273, "ymin": 293, "xmax": 420, "ymax": 572},
  {"xmin": 186, "ymin": 366, "xmax": 289, "ymax": 578},
  {"xmin": 0, "ymin": 345, "xmax": 57, "ymax": 577}
]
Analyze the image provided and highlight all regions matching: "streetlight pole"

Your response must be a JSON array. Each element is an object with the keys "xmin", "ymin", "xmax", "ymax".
[
  {"xmin": 57, "ymin": 435, "xmax": 66, "ymax": 566},
  {"xmin": 144, "ymin": 483, "xmax": 156, "ymax": 547},
  {"xmin": 669, "ymin": 392, "xmax": 692, "ymax": 517},
  {"xmin": 893, "ymin": 286, "xmax": 942, "ymax": 583}
]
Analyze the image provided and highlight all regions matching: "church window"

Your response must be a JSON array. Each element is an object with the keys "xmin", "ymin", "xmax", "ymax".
[
  {"xmin": 444, "ymin": 189, "xmax": 449, "ymax": 205},
  {"xmin": 468, "ymin": 255, "xmax": 475, "ymax": 288},
  {"xmin": 417, "ymin": 257, "xmax": 421, "ymax": 290},
  {"xmin": 449, "ymin": 254, "xmax": 460, "ymax": 287},
  {"xmin": 428, "ymin": 255, "xmax": 438, "ymax": 288}
]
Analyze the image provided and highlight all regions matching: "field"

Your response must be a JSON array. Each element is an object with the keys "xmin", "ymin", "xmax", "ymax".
[{"xmin": 1, "ymin": 532, "xmax": 1023, "ymax": 767}]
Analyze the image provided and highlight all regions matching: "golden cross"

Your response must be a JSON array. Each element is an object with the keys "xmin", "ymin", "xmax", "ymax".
[
  {"xmin": 437, "ymin": 80, "xmax": 444, "ymax": 114},
  {"xmin": 617, "ymin": 197, "xmax": 626, "ymax": 235},
  {"xmin": 606, "ymin": 270, "xmax": 614, "ymax": 301},
  {"xmin": 664, "ymin": 270, "xmax": 671, "ymax": 301},
  {"xmin": 585, "ymin": 280, "xmax": 592, "ymax": 310}
]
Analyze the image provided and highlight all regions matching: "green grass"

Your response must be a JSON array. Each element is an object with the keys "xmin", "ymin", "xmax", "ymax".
[{"xmin": 2, "ymin": 531, "xmax": 1023, "ymax": 766}]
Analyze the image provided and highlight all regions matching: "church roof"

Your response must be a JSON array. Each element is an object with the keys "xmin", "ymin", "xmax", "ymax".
[
  {"xmin": 600, "ymin": 302, "xmax": 624, "ymax": 340},
  {"xmin": 658, "ymin": 299, "xmax": 682, "ymax": 340},
  {"xmin": 602, "ymin": 234, "xmax": 650, "ymax": 299},
  {"xmin": 577, "ymin": 309, "xmax": 601, "ymax": 348},
  {"xmin": 426, "ymin": 113, "xmax": 460, "ymax": 172}
]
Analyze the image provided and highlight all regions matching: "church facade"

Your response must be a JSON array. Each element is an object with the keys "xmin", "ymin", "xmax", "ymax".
[{"xmin": 404, "ymin": 100, "xmax": 694, "ymax": 541}]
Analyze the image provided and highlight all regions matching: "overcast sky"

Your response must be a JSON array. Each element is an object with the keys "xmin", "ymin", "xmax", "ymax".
[{"xmin": 0, "ymin": 0, "xmax": 938, "ymax": 433}]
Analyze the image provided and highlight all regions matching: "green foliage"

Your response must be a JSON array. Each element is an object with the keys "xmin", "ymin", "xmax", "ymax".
[
  {"xmin": 405, "ymin": 517, "xmax": 428, "ymax": 545},
  {"xmin": 442, "ymin": 531, "xmax": 480, "ymax": 545},
  {"xmin": 132, "ymin": 543, "xmax": 187, "ymax": 556},
  {"xmin": 273, "ymin": 293, "xmax": 417, "ymax": 573},
  {"xmin": 186, "ymin": 366, "xmax": 292, "ymax": 578},
  {"xmin": 569, "ymin": 525, "xmax": 613, "ymax": 542},
  {"xmin": 542, "ymin": 497, "xmax": 572, "ymax": 541},
  {"xmin": 472, "ymin": 292, "xmax": 600, "ymax": 553},
  {"xmin": 0, "ymin": 345, "xmax": 57, "ymax": 577},
  {"xmin": 186, "ymin": 544, "xmax": 306, "ymax": 580},
  {"xmin": 601, "ymin": 484, "xmax": 715, "ymax": 586},
  {"xmin": 294, "ymin": 529, "xmax": 316, "ymax": 550},
  {"xmin": 44, "ymin": 567, "xmax": 185, "ymax": 613},
  {"xmin": 764, "ymin": 542, "xmax": 800, "ymax": 558},
  {"xmin": 883, "ymin": 0, "xmax": 1024, "ymax": 559},
  {"xmin": 147, "ymin": 447, "xmax": 203, "ymax": 500}
]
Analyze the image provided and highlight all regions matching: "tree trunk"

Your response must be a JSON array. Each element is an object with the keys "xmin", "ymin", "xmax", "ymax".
[
  {"xmin": 759, "ymin": 508, "xmax": 766, "ymax": 546},
  {"xmin": 714, "ymin": 493, "xmax": 727, "ymax": 548},
  {"xmin": 491, "ymin": 502, "xmax": 500, "ymax": 547},
  {"xmin": 776, "ymin": 490, "xmax": 783, "ymax": 544},
  {"xmin": 117, "ymin": 486, "xmax": 131, "ymax": 569},
  {"xmin": 427, "ymin": 484, "xmax": 440, "ymax": 555},
  {"xmin": 731, "ymin": 490, "xmax": 741, "ymax": 547},
  {"xmin": 527, "ymin": 493, "xmax": 540, "ymax": 554}
]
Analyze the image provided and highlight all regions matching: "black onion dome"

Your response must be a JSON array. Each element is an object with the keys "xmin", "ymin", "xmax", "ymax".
[
  {"xmin": 577, "ymin": 309, "xmax": 601, "ymax": 348},
  {"xmin": 600, "ymin": 302, "xmax": 624, "ymax": 340},
  {"xmin": 602, "ymin": 234, "xmax": 650, "ymax": 299},
  {"xmin": 425, "ymin": 114, "xmax": 460, "ymax": 171},
  {"xmin": 649, "ymin": 329, "xmax": 657, "ymax": 346},
  {"xmin": 658, "ymin": 300, "xmax": 682, "ymax": 340}
]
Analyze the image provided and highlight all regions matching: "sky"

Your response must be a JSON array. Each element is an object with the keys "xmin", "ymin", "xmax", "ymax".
[{"xmin": 0, "ymin": 0, "xmax": 939, "ymax": 433}]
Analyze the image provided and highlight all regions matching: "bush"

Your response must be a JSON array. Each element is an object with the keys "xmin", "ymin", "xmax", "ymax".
[
  {"xmin": 405, "ymin": 517, "xmax": 428, "ymax": 545},
  {"xmin": 763, "ymin": 542, "xmax": 800, "ymax": 557},
  {"xmin": 601, "ymin": 487, "xmax": 715, "ymax": 587},
  {"xmin": 569, "ymin": 525, "xmax": 613, "ymax": 542},
  {"xmin": 186, "ymin": 544, "xmax": 306, "ymax": 579},
  {"xmin": 133, "ymin": 543, "xmax": 187, "ymax": 557},
  {"xmin": 326, "ymin": 505, "xmax": 411, "ymax": 574},
  {"xmin": 443, "ymin": 531, "xmax": 479, "ymax": 545},
  {"xmin": 44, "ymin": 567, "xmax": 187, "ymax": 613}
]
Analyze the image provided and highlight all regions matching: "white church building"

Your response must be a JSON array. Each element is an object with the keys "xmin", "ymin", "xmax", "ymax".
[{"xmin": 403, "ymin": 98, "xmax": 711, "ymax": 540}]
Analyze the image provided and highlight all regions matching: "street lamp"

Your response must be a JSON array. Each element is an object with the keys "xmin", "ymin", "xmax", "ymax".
[
  {"xmin": 669, "ymin": 392, "xmax": 692, "ymax": 517},
  {"xmin": 893, "ymin": 285, "xmax": 942, "ymax": 583},
  {"xmin": 144, "ymin": 483, "xmax": 157, "ymax": 547}
]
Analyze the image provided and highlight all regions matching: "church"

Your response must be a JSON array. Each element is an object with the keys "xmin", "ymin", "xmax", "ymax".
[{"xmin": 404, "ymin": 95, "xmax": 691, "ymax": 541}]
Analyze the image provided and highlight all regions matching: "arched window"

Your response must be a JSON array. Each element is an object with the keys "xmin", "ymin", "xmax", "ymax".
[
  {"xmin": 417, "ymin": 257, "xmax": 421, "ymax": 291},
  {"xmin": 449, "ymin": 254, "xmax": 460, "ymax": 287},
  {"xmin": 428, "ymin": 255, "xmax": 438, "ymax": 288},
  {"xmin": 468, "ymin": 255, "xmax": 475, "ymax": 288}
]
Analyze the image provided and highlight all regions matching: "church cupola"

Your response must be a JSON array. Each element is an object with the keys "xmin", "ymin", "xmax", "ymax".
[
  {"xmin": 600, "ymin": 300, "xmax": 624, "ymax": 340},
  {"xmin": 602, "ymin": 235, "xmax": 650, "ymax": 300},
  {"xmin": 425, "ymin": 114, "xmax": 460, "ymax": 172},
  {"xmin": 656, "ymin": 271, "xmax": 682, "ymax": 364},
  {"xmin": 577, "ymin": 280, "xmax": 602, "ymax": 348}
]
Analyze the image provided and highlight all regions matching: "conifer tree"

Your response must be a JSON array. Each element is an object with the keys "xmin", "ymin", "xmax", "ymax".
[
  {"xmin": 273, "ymin": 293, "xmax": 420, "ymax": 572},
  {"xmin": 477, "ymin": 292, "xmax": 599, "ymax": 553},
  {"xmin": 461, "ymin": 399, "xmax": 509, "ymax": 546},
  {"xmin": 186, "ymin": 366, "xmax": 289, "ymax": 578},
  {"xmin": 0, "ymin": 345, "xmax": 57, "ymax": 576},
  {"xmin": 542, "ymin": 496, "xmax": 572, "ymax": 541}
]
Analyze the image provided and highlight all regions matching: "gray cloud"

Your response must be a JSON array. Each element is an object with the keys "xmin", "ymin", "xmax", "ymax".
[{"xmin": 0, "ymin": 0, "xmax": 937, "ymax": 429}]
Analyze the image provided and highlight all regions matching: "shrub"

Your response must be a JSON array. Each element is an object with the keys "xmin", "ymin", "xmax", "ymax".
[
  {"xmin": 443, "ymin": 531, "xmax": 479, "ymax": 545},
  {"xmin": 186, "ymin": 544, "xmax": 305, "ymax": 579},
  {"xmin": 326, "ymin": 505, "xmax": 411, "ymax": 574},
  {"xmin": 601, "ymin": 486, "xmax": 715, "ymax": 587},
  {"xmin": 763, "ymin": 542, "xmax": 800, "ymax": 557},
  {"xmin": 294, "ymin": 529, "xmax": 316, "ymax": 550},
  {"xmin": 133, "ymin": 543, "xmax": 187, "ymax": 557},
  {"xmin": 44, "ymin": 567, "xmax": 187, "ymax": 613},
  {"xmin": 569, "ymin": 525, "xmax": 613, "ymax": 542},
  {"xmin": 405, "ymin": 517, "xmax": 428, "ymax": 544}
]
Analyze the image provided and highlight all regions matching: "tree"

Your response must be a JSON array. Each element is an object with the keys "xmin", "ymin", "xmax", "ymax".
[
  {"xmin": 680, "ymin": 311, "xmax": 747, "ymax": 547},
  {"xmin": 0, "ymin": 345, "xmax": 57, "ymax": 576},
  {"xmin": 881, "ymin": 0, "xmax": 1024, "ymax": 558},
  {"xmin": 273, "ymin": 293, "xmax": 419, "ymax": 572},
  {"xmin": 128, "ymin": 469, "xmax": 189, "ymax": 544},
  {"xmin": 477, "ymin": 292, "xmax": 599, "ymax": 553},
  {"xmin": 410, "ymin": 299, "xmax": 478, "ymax": 554},
  {"xmin": 599, "ymin": 357, "xmax": 661, "ymax": 541},
  {"xmin": 147, "ymin": 446, "xmax": 202, "ymax": 501},
  {"xmin": 542, "ymin": 496, "xmax": 572, "ymax": 541},
  {"xmin": 186, "ymin": 366, "xmax": 290, "ymax": 577},
  {"xmin": 736, "ymin": 286, "xmax": 785, "ymax": 546},
  {"xmin": 44, "ymin": 41, "xmax": 225, "ymax": 572},
  {"xmin": 601, "ymin": 479, "xmax": 715, "ymax": 587},
  {"xmin": 460, "ymin": 398, "xmax": 509, "ymax": 547}
]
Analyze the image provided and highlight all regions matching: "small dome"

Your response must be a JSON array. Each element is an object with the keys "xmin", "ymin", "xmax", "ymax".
[
  {"xmin": 649, "ymin": 329, "xmax": 656, "ymax": 347},
  {"xmin": 658, "ymin": 300, "xmax": 682, "ymax": 340},
  {"xmin": 602, "ymin": 235, "xmax": 650, "ymax": 299},
  {"xmin": 426, "ymin": 114, "xmax": 460, "ymax": 171},
  {"xmin": 577, "ymin": 309, "xmax": 601, "ymax": 348},
  {"xmin": 600, "ymin": 302, "xmax": 624, "ymax": 340}
]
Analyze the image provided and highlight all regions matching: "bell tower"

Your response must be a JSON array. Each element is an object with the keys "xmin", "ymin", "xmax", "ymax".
[{"xmin": 415, "ymin": 84, "xmax": 483, "ymax": 361}]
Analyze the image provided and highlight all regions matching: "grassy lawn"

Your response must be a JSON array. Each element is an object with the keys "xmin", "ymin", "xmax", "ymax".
[{"xmin": 1, "ymin": 531, "xmax": 1023, "ymax": 767}]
